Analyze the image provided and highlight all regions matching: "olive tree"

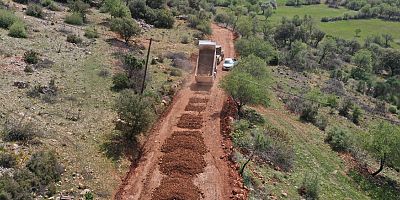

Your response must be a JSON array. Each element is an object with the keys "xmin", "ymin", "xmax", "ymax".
[
  {"xmin": 366, "ymin": 121, "xmax": 400, "ymax": 176},
  {"xmin": 220, "ymin": 69, "xmax": 270, "ymax": 116},
  {"xmin": 110, "ymin": 17, "xmax": 141, "ymax": 44}
]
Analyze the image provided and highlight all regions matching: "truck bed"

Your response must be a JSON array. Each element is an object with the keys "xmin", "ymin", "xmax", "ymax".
[{"xmin": 197, "ymin": 48, "xmax": 215, "ymax": 76}]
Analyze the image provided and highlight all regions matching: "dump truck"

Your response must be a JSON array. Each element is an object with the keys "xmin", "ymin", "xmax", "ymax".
[
  {"xmin": 216, "ymin": 45, "xmax": 224, "ymax": 65},
  {"xmin": 195, "ymin": 40, "xmax": 217, "ymax": 84}
]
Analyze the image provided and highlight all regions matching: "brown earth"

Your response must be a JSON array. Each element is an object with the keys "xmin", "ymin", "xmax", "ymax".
[{"xmin": 115, "ymin": 24, "xmax": 247, "ymax": 200}]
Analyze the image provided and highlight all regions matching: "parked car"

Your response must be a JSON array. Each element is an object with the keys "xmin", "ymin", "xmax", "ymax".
[{"xmin": 222, "ymin": 58, "xmax": 237, "ymax": 70}]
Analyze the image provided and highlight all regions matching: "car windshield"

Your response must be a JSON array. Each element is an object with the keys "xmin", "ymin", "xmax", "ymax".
[{"xmin": 224, "ymin": 60, "xmax": 234, "ymax": 64}]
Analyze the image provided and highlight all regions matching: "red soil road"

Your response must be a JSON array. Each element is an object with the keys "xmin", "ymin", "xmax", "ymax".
[{"xmin": 115, "ymin": 24, "xmax": 237, "ymax": 200}]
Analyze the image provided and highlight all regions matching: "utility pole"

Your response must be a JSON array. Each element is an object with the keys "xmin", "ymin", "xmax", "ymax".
[{"xmin": 141, "ymin": 38, "xmax": 153, "ymax": 95}]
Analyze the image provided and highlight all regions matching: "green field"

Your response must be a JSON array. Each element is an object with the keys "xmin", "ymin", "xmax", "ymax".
[
  {"xmin": 269, "ymin": 4, "xmax": 356, "ymax": 24},
  {"xmin": 319, "ymin": 19, "xmax": 400, "ymax": 48},
  {"xmin": 269, "ymin": 4, "xmax": 400, "ymax": 48}
]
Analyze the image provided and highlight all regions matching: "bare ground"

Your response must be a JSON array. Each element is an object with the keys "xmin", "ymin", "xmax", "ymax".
[{"xmin": 115, "ymin": 24, "xmax": 246, "ymax": 200}]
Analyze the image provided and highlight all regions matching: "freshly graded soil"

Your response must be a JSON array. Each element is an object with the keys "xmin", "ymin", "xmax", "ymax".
[
  {"xmin": 151, "ymin": 176, "xmax": 202, "ymax": 200},
  {"xmin": 161, "ymin": 131, "xmax": 207, "ymax": 155},
  {"xmin": 159, "ymin": 149, "xmax": 206, "ymax": 177},
  {"xmin": 188, "ymin": 97, "xmax": 209, "ymax": 104},
  {"xmin": 177, "ymin": 114, "xmax": 203, "ymax": 129},
  {"xmin": 184, "ymin": 104, "xmax": 206, "ymax": 112}
]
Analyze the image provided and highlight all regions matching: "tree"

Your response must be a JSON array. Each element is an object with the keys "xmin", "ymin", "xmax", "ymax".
[
  {"xmin": 128, "ymin": 0, "xmax": 146, "ymax": 19},
  {"xmin": 110, "ymin": 17, "xmax": 141, "ymax": 44},
  {"xmin": 382, "ymin": 33, "xmax": 393, "ymax": 48},
  {"xmin": 69, "ymin": 0, "xmax": 90, "ymax": 21},
  {"xmin": 220, "ymin": 70, "xmax": 269, "ymax": 116},
  {"xmin": 318, "ymin": 38, "xmax": 337, "ymax": 66},
  {"xmin": 214, "ymin": 12, "xmax": 231, "ymax": 27},
  {"xmin": 367, "ymin": 121, "xmax": 400, "ymax": 176},
  {"xmin": 234, "ymin": 54, "xmax": 271, "ymax": 81},
  {"xmin": 352, "ymin": 49, "xmax": 372, "ymax": 73},
  {"xmin": 236, "ymin": 16, "xmax": 252, "ymax": 38},
  {"xmin": 355, "ymin": 28, "xmax": 361, "ymax": 37},
  {"xmin": 110, "ymin": 2, "xmax": 131, "ymax": 18},
  {"xmin": 115, "ymin": 90, "xmax": 154, "ymax": 140},
  {"xmin": 146, "ymin": 0, "xmax": 165, "ymax": 9},
  {"xmin": 235, "ymin": 37, "xmax": 276, "ymax": 63}
]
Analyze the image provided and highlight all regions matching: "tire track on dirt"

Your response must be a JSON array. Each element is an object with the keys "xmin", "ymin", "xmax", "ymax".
[{"xmin": 116, "ymin": 24, "xmax": 246, "ymax": 200}]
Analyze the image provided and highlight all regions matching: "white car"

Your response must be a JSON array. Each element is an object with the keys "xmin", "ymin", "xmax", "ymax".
[{"xmin": 222, "ymin": 58, "xmax": 237, "ymax": 70}]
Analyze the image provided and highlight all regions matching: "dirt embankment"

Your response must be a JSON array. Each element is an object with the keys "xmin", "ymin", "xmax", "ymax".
[{"xmin": 115, "ymin": 24, "xmax": 247, "ymax": 200}]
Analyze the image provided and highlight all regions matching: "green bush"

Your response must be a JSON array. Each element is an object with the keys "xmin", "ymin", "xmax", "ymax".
[
  {"xmin": 339, "ymin": 99, "xmax": 354, "ymax": 117},
  {"xmin": 352, "ymin": 106, "xmax": 362, "ymax": 125},
  {"xmin": 112, "ymin": 73, "xmax": 130, "ymax": 91},
  {"xmin": 8, "ymin": 21, "xmax": 27, "ymax": 38},
  {"xmin": 300, "ymin": 103, "xmax": 319, "ymax": 123},
  {"xmin": 66, "ymin": 34, "xmax": 82, "ymax": 44},
  {"xmin": 0, "ymin": 153, "xmax": 17, "ymax": 168},
  {"xmin": 389, "ymin": 106, "xmax": 398, "ymax": 114},
  {"xmin": 64, "ymin": 12, "xmax": 84, "ymax": 25},
  {"xmin": 299, "ymin": 173, "xmax": 320, "ymax": 200},
  {"xmin": 241, "ymin": 108, "xmax": 265, "ymax": 125},
  {"xmin": 26, "ymin": 151, "xmax": 62, "ymax": 185},
  {"xmin": 24, "ymin": 50, "xmax": 39, "ymax": 64},
  {"xmin": 84, "ymin": 26, "xmax": 99, "ymax": 38},
  {"xmin": 314, "ymin": 115, "xmax": 328, "ymax": 131},
  {"xmin": 180, "ymin": 35, "xmax": 190, "ymax": 44},
  {"xmin": 48, "ymin": 2, "xmax": 60, "ymax": 11},
  {"xmin": 169, "ymin": 68, "xmax": 182, "ymax": 77},
  {"xmin": 0, "ymin": 9, "xmax": 18, "ymax": 29},
  {"xmin": 3, "ymin": 117, "xmax": 38, "ymax": 143},
  {"xmin": 0, "ymin": 169, "xmax": 38, "ymax": 199},
  {"xmin": 26, "ymin": 4, "xmax": 43, "ymax": 18},
  {"xmin": 325, "ymin": 127, "xmax": 352, "ymax": 152},
  {"xmin": 40, "ymin": 0, "xmax": 53, "ymax": 7}
]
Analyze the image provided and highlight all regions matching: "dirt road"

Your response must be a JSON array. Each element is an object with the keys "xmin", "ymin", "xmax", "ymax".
[{"xmin": 116, "ymin": 24, "xmax": 242, "ymax": 200}]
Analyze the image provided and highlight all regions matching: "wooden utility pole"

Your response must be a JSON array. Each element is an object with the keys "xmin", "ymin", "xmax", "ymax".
[{"xmin": 141, "ymin": 38, "xmax": 153, "ymax": 95}]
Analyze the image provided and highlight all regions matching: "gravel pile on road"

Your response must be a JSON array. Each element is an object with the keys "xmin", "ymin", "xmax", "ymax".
[
  {"xmin": 159, "ymin": 149, "xmax": 206, "ymax": 177},
  {"xmin": 184, "ymin": 104, "xmax": 206, "ymax": 112},
  {"xmin": 161, "ymin": 131, "xmax": 207, "ymax": 155},
  {"xmin": 188, "ymin": 97, "xmax": 209, "ymax": 104},
  {"xmin": 177, "ymin": 114, "xmax": 203, "ymax": 129},
  {"xmin": 151, "ymin": 176, "xmax": 202, "ymax": 200}
]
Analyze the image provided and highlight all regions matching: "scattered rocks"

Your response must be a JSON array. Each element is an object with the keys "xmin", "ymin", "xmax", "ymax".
[{"xmin": 13, "ymin": 81, "xmax": 29, "ymax": 89}]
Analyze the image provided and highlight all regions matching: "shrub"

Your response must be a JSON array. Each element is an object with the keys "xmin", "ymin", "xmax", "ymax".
[
  {"xmin": 339, "ymin": 99, "xmax": 354, "ymax": 117},
  {"xmin": 64, "ymin": 12, "xmax": 84, "ymax": 25},
  {"xmin": 300, "ymin": 103, "xmax": 319, "ymax": 123},
  {"xmin": 299, "ymin": 173, "xmax": 320, "ymax": 200},
  {"xmin": 84, "ymin": 26, "xmax": 99, "ymax": 38},
  {"xmin": 48, "ymin": 2, "xmax": 60, "ymax": 11},
  {"xmin": 98, "ymin": 68, "xmax": 110, "ymax": 77},
  {"xmin": 0, "ymin": 153, "xmax": 17, "ymax": 168},
  {"xmin": 112, "ymin": 73, "xmax": 130, "ymax": 91},
  {"xmin": 180, "ymin": 35, "xmax": 190, "ymax": 44},
  {"xmin": 8, "ymin": 21, "xmax": 27, "ymax": 38},
  {"xmin": 26, "ymin": 4, "xmax": 43, "ymax": 18},
  {"xmin": 169, "ymin": 68, "xmax": 182, "ymax": 77},
  {"xmin": 24, "ymin": 50, "xmax": 39, "ymax": 64},
  {"xmin": 314, "ymin": 115, "xmax": 328, "ymax": 131},
  {"xmin": 389, "ymin": 106, "xmax": 398, "ymax": 114},
  {"xmin": 66, "ymin": 34, "xmax": 82, "ymax": 44},
  {"xmin": 40, "ymin": 0, "xmax": 53, "ymax": 7},
  {"xmin": 110, "ymin": 17, "xmax": 141, "ymax": 44},
  {"xmin": 3, "ymin": 117, "xmax": 38, "ymax": 143},
  {"xmin": 85, "ymin": 192, "xmax": 94, "ymax": 200},
  {"xmin": 241, "ymin": 108, "xmax": 265, "ymax": 125},
  {"xmin": 0, "ymin": 9, "xmax": 18, "ymax": 29},
  {"xmin": 0, "ymin": 169, "xmax": 38, "ymax": 199},
  {"xmin": 325, "ymin": 127, "xmax": 352, "ymax": 152},
  {"xmin": 26, "ymin": 151, "xmax": 62, "ymax": 185},
  {"xmin": 24, "ymin": 65, "xmax": 34, "ymax": 73},
  {"xmin": 352, "ymin": 106, "xmax": 362, "ymax": 125}
]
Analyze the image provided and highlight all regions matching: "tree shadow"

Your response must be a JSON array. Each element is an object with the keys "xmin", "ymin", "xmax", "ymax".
[
  {"xmin": 100, "ymin": 130, "xmax": 142, "ymax": 162},
  {"xmin": 349, "ymin": 169, "xmax": 400, "ymax": 200}
]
